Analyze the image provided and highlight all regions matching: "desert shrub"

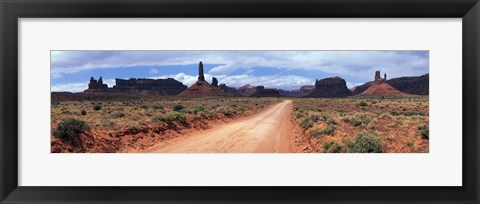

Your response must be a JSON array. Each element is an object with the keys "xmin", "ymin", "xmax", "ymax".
[
  {"xmin": 300, "ymin": 117, "xmax": 314, "ymax": 130},
  {"xmin": 341, "ymin": 117, "xmax": 350, "ymax": 123},
  {"xmin": 420, "ymin": 129, "xmax": 429, "ymax": 139},
  {"xmin": 167, "ymin": 112, "xmax": 187, "ymax": 123},
  {"xmin": 322, "ymin": 125, "xmax": 336, "ymax": 135},
  {"xmin": 309, "ymin": 113, "xmax": 322, "ymax": 122},
  {"xmin": 153, "ymin": 105, "xmax": 164, "ymax": 110},
  {"xmin": 216, "ymin": 107, "xmax": 234, "ymax": 117},
  {"xmin": 93, "ymin": 104, "xmax": 102, "ymax": 111},
  {"xmin": 350, "ymin": 114, "xmax": 371, "ymax": 127},
  {"xmin": 111, "ymin": 110, "xmax": 125, "ymax": 118},
  {"xmin": 326, "ymin": 118, "xmax": 337, "ymax": 125},
  {"xmin": 80, "ymin": 110, "xmax": 87, "ymax": 116},
  {"xmin": 379, "ymin": 113, "xmax": 392, "ymax": 120},
  {"xmin": 173, "ymin": 104, "xmax": 184, "ymax": 112},
  {"xmin": 308, "ymin": 128, "xmax": 323, "ymax": 139},
  {"xmin": 358, "ymin": 101, "xmax": 368, "ymax": 107},
  {"xmin": 152, "ymin": 114, "xmax": 167, "ymax": 122},
  {"xmin": 294, "ymin": 111, "xmax": 303, "ymax": 119},
  {"xmin": 53, "ymin": 118, "xmax": 90, "ymax": 142},
  {"xmin": 323, "ymin": 141, "xmax": 343, "ymax": 153},
  {"xmin": 193, "ymin": 105, "xmax": 205, "ymax": 114},
  {"xmin": 321, "ymin": 113, "xmax": 331, "ymax": 121},
  {"xmin": 152, "ymin": 112, "xmax": 186, "ymax": 123},
  {"xmin": 345, "ymin": 132, "xmax": 383, "ymax": 153},
  {"xmin": 417, "ymin": 123, "xmax": 428, "ymax": 130}
]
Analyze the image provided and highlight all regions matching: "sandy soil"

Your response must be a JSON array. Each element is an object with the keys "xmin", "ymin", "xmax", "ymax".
[{"xmin": 143, "ymin": 100, "xmax": 308, "ymax": 153}]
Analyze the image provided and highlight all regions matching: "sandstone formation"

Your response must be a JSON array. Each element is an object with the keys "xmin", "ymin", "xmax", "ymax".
[
  {"xmin": 218, "ymin": 84, "xmax": 239, "ymax": 95},
  {"xmin": 250, "ymin": 86, "xmax": 282, "ymax": 97},
  {"xmin": 236, "ymin": 84, "xmax": 257, "ymax": 97},
  {"xmin": 178, "ymin": 62, "xmax": 234, "ymax": 97},
  {"xmin": 350, "ymin": 82, "xmax": 373, "ymax": 95},
  {"xmin": 304, "ymin": 77, "xmax": 352, "ymax": 98},
  {"xmin": 387, "ymin": 74, "xmax": 429, "ymax": 95},
  {"xmin": 87, "ymin": 77, "xmax": 108, "ymax": 90},
  {"xmin": 351, "ymin": 73, "xmax": 429, "ymax": 95},
  {"xmin": 211, "ymin": 77, "xmax": 218, "ymax": 87},
  {"xmin": 356, "ymin": 71, "xmax": 410, "ymax": 97},
  {"xmin": 299, "ymin": 85, "xmax": 315, "ymax": 97},
  {"xmin": 198, "ymin": 61, "xmax": 205, "ymax": 81},
  {"xmin": 113, "ymin": 78, "xmax": 187, "ymax": 95}
]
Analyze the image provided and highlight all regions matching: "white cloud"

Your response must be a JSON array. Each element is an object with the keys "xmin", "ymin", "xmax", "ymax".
[
  {"xmin": 51, "ymin": 82, "xmax": 88, "ymax": 93},
  {"xmin": 153, "ymin": 73, "xmax": 314, "ymax": 90},
  {"xmin": 149, "ymin": 68, "xmax": 159, "ymax": 74},
  {"xmin": 51, "ymin": 51, "xmax": 429, "ymax": 83},
  {"xmin": 51, "ymin": 79, "xmax": 115, "ymax": 93}
]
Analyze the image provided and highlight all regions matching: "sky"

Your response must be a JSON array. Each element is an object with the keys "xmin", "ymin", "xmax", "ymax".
[{"xmin": 51, "ymin": 50, "xmax": 429, "ymax": 92}]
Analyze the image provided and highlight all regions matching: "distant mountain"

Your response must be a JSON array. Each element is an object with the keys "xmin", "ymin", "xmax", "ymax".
[{"xmin": 352, "ymin": 73, "xmax": 429, "ymax": 95}]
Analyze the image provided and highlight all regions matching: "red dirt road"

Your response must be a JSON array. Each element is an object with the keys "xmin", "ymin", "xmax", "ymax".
[{"xmin": 145, "ymin": 100, "xmax": 306, "ymax": 153}]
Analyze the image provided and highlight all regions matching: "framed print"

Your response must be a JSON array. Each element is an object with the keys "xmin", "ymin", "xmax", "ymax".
[{"xmin": 1, "ymin": 0, "xmax": 479, "ymax": 203}]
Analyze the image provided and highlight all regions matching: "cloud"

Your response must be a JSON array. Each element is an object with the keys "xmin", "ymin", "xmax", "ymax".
[
  {"xmin": 149, "ymin": 68, "xmax": 159, "ymax": 74},
  {"xmin": 153, "ymin": 73, "xmax": 314, "ymax": 90},
  {"xmin": 51, "ymin": 51, "xmax": 429, "ymax": 84},
  {"xmin": 51, "ymin": 82, "xmax": 88, "ymax": 93}
]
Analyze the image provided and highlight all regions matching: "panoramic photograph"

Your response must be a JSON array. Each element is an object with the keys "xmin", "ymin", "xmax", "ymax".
[{"xmin": 50, "ymin": 51, "xmax": 429, "ymax": 153}]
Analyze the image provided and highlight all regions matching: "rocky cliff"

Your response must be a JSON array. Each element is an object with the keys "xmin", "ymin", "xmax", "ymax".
[
  {"xmin": 250, "ymin": 86, "xmax": 282, "ymax": 97},
  {"xmin": 304, "ymin": 77, "xmax": 352, "ymax": 98},
  {"xmin": 387, "ymin": 74, "xmax": 429, "ymax": 95},
  {"xmin": 351, "ymin": 73, "xmax": 429, "ymax": 95},
  {"xmin": 113, "ymin": 78, "xmax": 187, "ymax": 95},
  {"xmin": 236, "ymin": 84, "xmax": 257, "ymax": 97}
]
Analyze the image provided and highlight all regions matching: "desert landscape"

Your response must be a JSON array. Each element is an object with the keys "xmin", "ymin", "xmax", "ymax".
[{"xmin": 51, "ymin": 51, "xmax": 429, "ymax": 153}]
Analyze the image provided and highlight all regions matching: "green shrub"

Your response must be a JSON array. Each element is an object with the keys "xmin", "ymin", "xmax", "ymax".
[
  {"xmin": 321, "ymin": 113, "xmax": 331, "ymax": 121},
  {"xmin": 167, "ymin": 112, "xmax": 187, "ymax": 123},
  {"xmin": 323, "ymin": 141, "xmax": 343, "ymax": 153},
  {"xmin": 93, "ymin": 104, "xmax": 102, "ymax": 111},
  {"xmin": 350, "ymin": 114, "xmax": 371, "ymax": 127},
  {"xmin": 358, "ymin": 101, "xmax": 368, "ymax": 107},
  {"xmin": 173, "ymin": 104, "xmax": 184, "ymax": 112},
  {"xmin": 309, "ymin": 113, "xmax": 322, "ymax": 122},
  {"xmin": 216, "ymin": 107, "xmax": 234, "ymax": 117},
  {"xmin": 327, "ymin": 118, "xmax": 337, "ymax": 125},
  {"xmin": 193, "ymin": 105, "xmax": 205, "ymax": 114},
  {"xmin": 152, "ymin": 114, "xmax": 167, "ymax": 122},
  {"xmin": 345, "ymin": 132, "xmax": 383, "ymax": 153},
  {"xmin": 300, "ymin": 117, "xmax": 314, "ymax": 130},
  {"xmin": 420, "ymin": 129, "xmax": 429, "ymax": 138},
  {"xmin": 80, "ymin": 110, "xmax": 87, "ymax": 115},
  {"xmin": 322, "ymin": 125, "xmax": 335, "ymax": 135},
  {"xmin": 52, "ymin": 118, "xmax": 89, "ymax": 142},
  {"xmin": 309, "ymin": 128, "xmax": 323, "ymax": 139},
  {"xmin": 154, "ymin": 112, "xmax": 187, "ymax": 123}
]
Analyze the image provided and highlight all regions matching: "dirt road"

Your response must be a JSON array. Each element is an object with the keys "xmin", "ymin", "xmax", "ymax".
[{"xmin": 146, "ymin": 100, "xmax": 306, "ymax": 153}]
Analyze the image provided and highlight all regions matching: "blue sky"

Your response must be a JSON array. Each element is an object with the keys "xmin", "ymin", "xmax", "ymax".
[{"xmin": 51, "ymin": 51, "xmax": 429, "ymax": 92}]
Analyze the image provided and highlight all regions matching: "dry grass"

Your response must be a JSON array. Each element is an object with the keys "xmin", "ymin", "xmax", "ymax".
[
  {"xmin": 51, "ymin": 97, "xmax": 282, "ymax": 132},
  {"xmin": 292, "ymin": 97, "xmax": 429, "ymax": 153}
]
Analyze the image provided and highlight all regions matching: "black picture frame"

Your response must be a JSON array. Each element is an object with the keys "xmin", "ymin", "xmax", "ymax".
[{"xmin": 1, "ymin": 0, "xmax": 479, "ymax": 203}]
